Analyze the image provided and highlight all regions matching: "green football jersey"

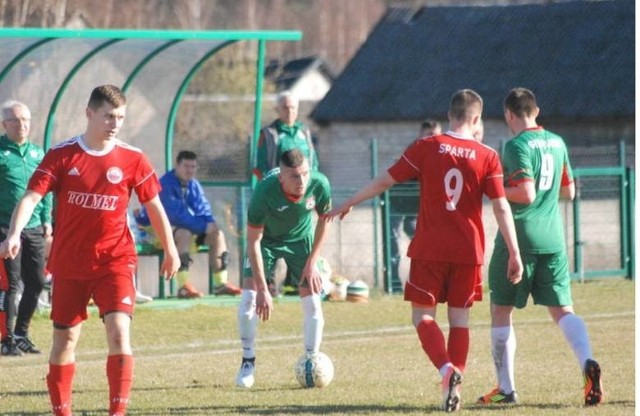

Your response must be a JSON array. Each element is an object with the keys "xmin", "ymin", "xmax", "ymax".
[
  {"xmin": 495, "ymin": 127, "xmax": 573, "ymax": 253},
  {"xmin": 248, "ymin": 171, "xmax": 331, "ymax": 244}
]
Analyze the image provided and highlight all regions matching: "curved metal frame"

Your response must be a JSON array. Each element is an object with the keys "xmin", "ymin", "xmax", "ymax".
[
  {"xmin": 122, "ymin": 39, "xmax": 184, "ymax": 93},
  {"xmin": 0, "ymin": 29, "xmax": 301, "ymax": 158},
  {"xmin": 0, "ymin": 38, "xmax": 55, "ymax": 84},
  {"xmin": 44, "ymin": 39, "xmax": 123, "ymax": 149},
  {"xmin": 164, "ymin": 40, "xmax": 236, "ymax": 172}
]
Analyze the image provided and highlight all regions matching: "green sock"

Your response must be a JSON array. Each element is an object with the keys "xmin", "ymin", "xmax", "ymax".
[
  {"xmin": 177, "ymin": 270, "xmax": 189, "ymax": 287},
  {"xmin": 212, "ymin": 270, "xmax": 228, "ymax": 286}
]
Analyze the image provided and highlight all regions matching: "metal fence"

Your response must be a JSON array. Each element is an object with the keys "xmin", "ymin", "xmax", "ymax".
[
  {"xmin": 198, "ymin": 141, "xmax": 634, "ymax": 293},
  {"xmin": 379, "ymin": 141, "xmax": 635, "ymax": 292}
]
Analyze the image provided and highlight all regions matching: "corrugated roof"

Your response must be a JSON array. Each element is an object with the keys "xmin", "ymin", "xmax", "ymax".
[{"xmin": 311, "ymin": 0, "xmax": 634, "ymax": 123}]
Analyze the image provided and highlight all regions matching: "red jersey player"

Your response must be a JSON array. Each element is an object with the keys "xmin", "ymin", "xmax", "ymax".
[
  {"xmin": 0, "ymin": 85, "xmax": 180, "ymax": 416},
  {"xmin": 327, "ymin": 89, "xmax": 522, "ymax": 412}
]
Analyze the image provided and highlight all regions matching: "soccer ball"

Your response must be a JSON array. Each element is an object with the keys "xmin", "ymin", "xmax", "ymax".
[
  {"xmin": 295, "ymin": 352, "xmax": 334, "ymax": 388},
  {"xmin": 346, "ymin": 280, "xmax": 369, "ymax": 303}
]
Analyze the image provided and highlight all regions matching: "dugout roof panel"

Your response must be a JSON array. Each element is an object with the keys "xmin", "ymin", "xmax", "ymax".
[{"xmin": 0, "ymin": 28, "xmax": 302, "ymax": 183}]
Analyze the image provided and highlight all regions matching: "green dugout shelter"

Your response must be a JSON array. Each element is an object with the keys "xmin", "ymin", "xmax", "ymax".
[
  {"xmin": 0, "ymin": 28, "xmax": 302, "ymax": 296},
  {"xmin": 0, "ymin": 28, "xmax": 302, "ymax": 181}
]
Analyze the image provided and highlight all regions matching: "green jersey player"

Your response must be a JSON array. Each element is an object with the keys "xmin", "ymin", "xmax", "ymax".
[
  {"xmin": 479, "ymin": 88, "xmax": 603, "ymax": 407},
  {"xmin": 235, "ymin": 149, "xmax": 331, "ymax": 388}
]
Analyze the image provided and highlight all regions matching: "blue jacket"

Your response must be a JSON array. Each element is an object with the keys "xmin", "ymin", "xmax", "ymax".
[{"xmin": 135, "ymin": 169, "xmax": 214, "ymax": 234}]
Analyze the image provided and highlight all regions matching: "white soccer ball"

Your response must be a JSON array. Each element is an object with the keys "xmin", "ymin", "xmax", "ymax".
[
  {"xmin": 346, "ymin": 279, "xmax": 369, "ymax": 303},
  {"xmin": 295, "ymin": 352, "xmax": 335, "ymax": 388}
]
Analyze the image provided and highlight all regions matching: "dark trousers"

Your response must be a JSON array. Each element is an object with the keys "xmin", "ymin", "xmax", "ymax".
[{"xmin": 0, "ymin": 227, "xmax": 46, "ymax": 338}]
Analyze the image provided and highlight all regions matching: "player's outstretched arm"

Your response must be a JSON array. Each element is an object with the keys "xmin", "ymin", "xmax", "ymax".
[
  {"xmin": 143, "ymin": 195, "xmax": 180, "ymax": 280},
  {"xmin": 3, "ymin": 190, "xmax": 43, "ymax": 259},
  {"xmin": 491, "ymin": 197, "xmax": 523, "ymax": 284},
  {"xmin": 326, "ymin": 172, "xmax": 397, "ymax": 220}
]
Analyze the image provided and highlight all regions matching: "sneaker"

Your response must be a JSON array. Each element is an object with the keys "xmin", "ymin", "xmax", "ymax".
[
  {"xmin": 214, "ymin": 282, "xmax": 242, "ymax": 296},
  {"xmin": 236, "ymin": 358, "xmax": 255, "ymax": 388},
  {"xmin": 442, "ymin": 365, "xmax": 462, "ymax": 412},
  {"xmin": 584, "ymin": 359, "xmax": 604, "ymax": 406},
  {"xmin": 177, "ymin": 283, "xmax": 203, "ymax": 299},
  {"xmin": 14, "ymin": 335, "xmax": 42, "ymax": 354},
  {"xmin": 477, "ymin": 387, "xmax": 518, "ymax": 404},
  {"xmin": 1, "ymin": 337, "xmax": 23, "ymax": 356},
  {"xmin": 135, "ymin": 291, "xmax": 154, "ymax": 304},
  {"xmin": 281, "ymin": 285, "xmax": 299, "ymax": 296}
]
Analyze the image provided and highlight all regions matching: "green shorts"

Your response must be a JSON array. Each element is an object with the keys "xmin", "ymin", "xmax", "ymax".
[
  {"xmin": 242, "ymin": 235, "xmax": 313, "ymax": 289},
  {"xmin": 488, "ymin": 246, "xmax": 573, "ymax": 309}
]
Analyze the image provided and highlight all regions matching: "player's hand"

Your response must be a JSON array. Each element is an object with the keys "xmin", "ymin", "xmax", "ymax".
[
  {"xmin": 507, "ymin": 254, "xmax": 523, "ymax": 285},
  {"xmin": 3, "ymin": 234, "xmax": 22, "ymax": 260},
  {"xmin": 326, "ymin": 204, "xmax": 353, "ymax": 221},
  {"xmin": 43, "ymin": 223, "xmax": 53, "ymax": 238},
  {"xmin": 302, "ymin": 264, "xmax": 323, "ymax": 295},
  {"xmin": 161, "ymin": 246, "xmax": 180, "ymax": 280},
  {"xmin": 255, "ymin": 288, "xmax": 273, "ymax": 321}
]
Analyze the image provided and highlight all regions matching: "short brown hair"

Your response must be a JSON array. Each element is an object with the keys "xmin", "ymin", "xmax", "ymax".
[
  {"xmin": 449, "ymin": 89, "xmax": 483, "ymax": 122},
  {"xmin": 88, "ymin": 84, "xmax": 126, "ymax": 110},
  {"xmin": 280, "ymin": 149, "xmax": 305, "ymax": 168},
  {"xmin": 504, "ymin": 87, "xmax": 537, "ymax": 118}
]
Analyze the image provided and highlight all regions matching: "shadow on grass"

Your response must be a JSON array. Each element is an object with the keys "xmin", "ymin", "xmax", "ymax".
[{"xmin": 122, "ymin": 404, "xmax": 441, "ymax": 415}]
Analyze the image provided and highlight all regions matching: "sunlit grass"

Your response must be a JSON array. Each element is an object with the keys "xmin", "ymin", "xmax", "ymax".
[{"xmin": 0, "ymin": 278, "xmax": 634, "ymax": 415}]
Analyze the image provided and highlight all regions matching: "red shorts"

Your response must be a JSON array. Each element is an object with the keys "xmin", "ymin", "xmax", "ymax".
[
  {"xmin": 403, "ymin": 260, "xmax": 483, "ymax": 308},
  {"xmin": 50, "ymin": 268, "xmax": 136, "ymax": 327}
]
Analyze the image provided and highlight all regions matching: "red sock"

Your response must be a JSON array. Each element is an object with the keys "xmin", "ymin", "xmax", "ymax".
[
  {"xmin": 47, "ymin": 363, "xmax": 75, "ymax": 416},
  {"xmin": 0, "ymin": 310, "xmax": 6, "ymax": 340},
  {"xmin": 416, "ymin": 319, "xmax": 449, "ymax": 371},
  {"xmin": 447, "ymin": 327, "xmax": 470, "ymax": 373},
  {"xmin": 107, "ymin": 354, "xmax": 134, "ymax": 415}
]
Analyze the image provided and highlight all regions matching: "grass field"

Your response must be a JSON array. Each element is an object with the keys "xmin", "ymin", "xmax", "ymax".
[{"xmin": 0, "ymin": 278, "xmax": 634, "ymax": 415}]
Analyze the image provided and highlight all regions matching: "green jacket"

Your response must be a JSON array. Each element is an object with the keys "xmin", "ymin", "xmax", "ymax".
[
  {"xmin": 254, "ymin": 119, "xmax": 319, "ymax": 179},
  {"xmin": 0, "ymin": 134, "xmax": 52, "ymax": 229}
]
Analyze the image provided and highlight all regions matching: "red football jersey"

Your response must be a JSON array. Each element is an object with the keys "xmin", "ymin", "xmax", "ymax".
[
  {"xmin": 28, "ymin": 136, "xmax": 160, "ymax": 279},
  {"xmin": 388, "ymin": 132, "xmax": 505, "ymax": 265}
]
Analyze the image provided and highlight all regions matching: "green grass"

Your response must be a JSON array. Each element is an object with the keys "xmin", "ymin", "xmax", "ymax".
[{"xmin": 0, "ymin": 278, "xmax": 634, "ymax": 415}]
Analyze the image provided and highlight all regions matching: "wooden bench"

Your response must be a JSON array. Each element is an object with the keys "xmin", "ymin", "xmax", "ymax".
[{"xmin": 136, "ymin": 243, "xmax": 212, "ymax": 299}]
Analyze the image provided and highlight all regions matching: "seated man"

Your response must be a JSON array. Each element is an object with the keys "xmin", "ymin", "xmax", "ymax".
[{"xmin": 135, "ymin": 151, "xmax": 241, "ymax": 298}]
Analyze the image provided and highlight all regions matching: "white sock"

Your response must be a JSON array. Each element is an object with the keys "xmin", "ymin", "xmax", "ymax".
[
  {"xmin": 558, "ymin": 313, "xmax": 593, "ymax": 370},
  {"xmin": 439, "ymin": 362, "xmax": 454, "ymax": 378},
  {"xmin": 491, "ymin": 326, "xmax": 516, "ymax": 394},
  {"xmin": 301, "ymin": 294, "xmax": 324, "ymax": 353},
  {"xmin": 237, "ymin": 290, "xmax": 258, "ymax": 359}
]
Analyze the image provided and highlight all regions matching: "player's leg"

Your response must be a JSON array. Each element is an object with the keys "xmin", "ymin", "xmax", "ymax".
[
  {"xmin": 478, "ymin": 246, "xmax": 526, "ymax": 405},
  {"xmin": 445, "ymin": 263, "xmax": 483, "ymax": 374},
  {"xmin": 48, "ymin": 324, "xmax": 82, "ymax": 416},
  {"xmin": 104, "ymin": 312, "xmax": 134, "ymax": 416},
  {"xmin": 404, "ymin": 259, "xmax": 461, "ymax": 411},
  {"xmin": 236, "ymin": 248, "xmax": 276, "ymax": 388},
  {"xmin": 47, "ymin": 277, "xmax": 91, "ymax": 416},
  {"xmin": 204, "ymin": 223, "xmax": 240, "ymax": 295},
  {"xmin": 174, "ymin": 228, "xmax": 202, "ymax": 298},
  {"xmin": 283, "ymin": 237, "xmax": 324, "ymax": 354},
  {"xmin": 14, "ymin": 227, "xmax": 46, "ymax": 354},
  {"xmin": 0, "ymin": 227, "xmax": 23, "ymax": 355},
  {"xmin": 534, "ymin": 252, "xmax": 603, "ymax": 406},
  {"xmin": 94, "ymin": 271, "xmax": 136, "ymax": 416}
]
